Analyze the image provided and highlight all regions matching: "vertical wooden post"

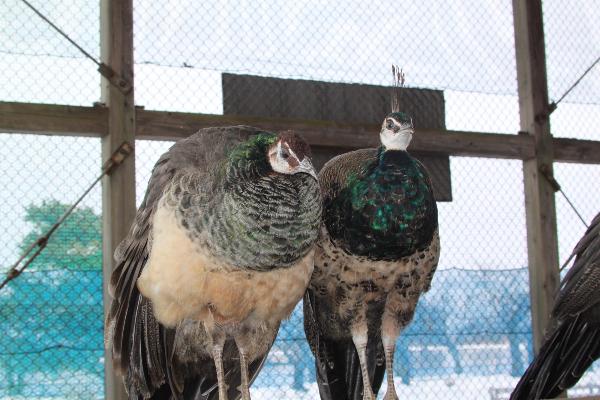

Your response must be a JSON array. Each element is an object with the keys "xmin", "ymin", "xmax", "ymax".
[
  {"xmin": 513, "ymin": 0, "xmax": 560, "ymax": 355},
  {"xmin": 100, "ymin": 0, "xmax": 135, "ymax": 399}
]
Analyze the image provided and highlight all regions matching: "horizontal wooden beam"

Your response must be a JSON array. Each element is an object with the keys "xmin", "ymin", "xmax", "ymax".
[
  {"xmin": 136, "ymin": 110, "xmax": 536, "ymax": 159},
  {"xmin": 0, "ymin": 101, "xmax": 108, "ymax": 137},
  {"xmin": 553, "ymin": 137, "xmax": 600, "ymax": 164},
  {"xmin": 1, "ymin": 101, "xmax": 600, "ymax": 163}
]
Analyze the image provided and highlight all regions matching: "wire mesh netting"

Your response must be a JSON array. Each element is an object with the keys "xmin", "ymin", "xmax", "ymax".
[
  {"xmin": 0, "ymin": 0, "xmax": 100, "ymax": 106},
  {"xmin": 543, "ymin": 0, "xmax": 600, "ymax": 141},
  {"xmin": 0, "ymin": 134, "xmax": 104, "ymax": 398},
  {"xmin": 133, "ymin": 0, "xmax": 520, "ymax": 134},
  {"xmin": 1, "ymin": 0, "xmax": 600, "ymax": 399}
]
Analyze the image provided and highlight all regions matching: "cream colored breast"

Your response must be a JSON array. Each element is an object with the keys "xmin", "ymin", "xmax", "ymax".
[{"xmin": 137, "ymin": 205, "xmax": 314, "ymax": 328}]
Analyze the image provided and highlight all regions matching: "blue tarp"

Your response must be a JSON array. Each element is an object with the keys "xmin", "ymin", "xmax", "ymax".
[{"xmin": 0, "ymin": 268, "xmax": 534, "ymax": 397}]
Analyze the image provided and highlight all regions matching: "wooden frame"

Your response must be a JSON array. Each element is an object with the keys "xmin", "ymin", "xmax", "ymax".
[
  {"xmin": 1, "ymin": 101, "xmax": 600, "ymax": 164},
  {"xmin": 0, "ymin": 1, "xmax": 598, "ymax": 399},
  {"xmin": 100, "ymin": 1, "xmax": 135, "ymax": 400},
  {"xmin": 513, "ymin": 0, "xmax": 561, "ymax": 357}
]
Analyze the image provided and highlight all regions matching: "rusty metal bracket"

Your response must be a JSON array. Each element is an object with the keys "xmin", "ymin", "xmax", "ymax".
[
  {"xmin": 98, "ymin": 63, "xmax": 133, "ymax": 95},
  {"xmin": 103, "ymin": 141, "xmax": 134, "ymax": 175},
  {"xmin": 19, "ymin": 0, "xmax": 132, "ymax": 96},
  {"xmin": 539, "ymin": 164, "xmax": 560, "ymax": 192}
]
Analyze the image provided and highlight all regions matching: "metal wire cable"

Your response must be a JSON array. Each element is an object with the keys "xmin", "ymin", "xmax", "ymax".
[
  {"xmin": 539, "ymin": 165, "xmax": 591, "ymax": 272},
  {"xmin": 558, "ymin": 187, "xmax": 589, "ymax": 228},
  {"xmin": 20, "ymin": 0, "xmax": 100, "ymax": 68},
  {"xmin": 539, "ymin": 164, "xmax": 589, "ymax": 230},
  {"xmin": 0, "ymin": 142, "xmax": 133, "ymax": 291},
  {"xmin": 548, "ymin": 55, "xmax": 600, "ymax": 114},
  {"xmin": 19, "ymin": 0, "xmax": 131, "ymax": 93}
]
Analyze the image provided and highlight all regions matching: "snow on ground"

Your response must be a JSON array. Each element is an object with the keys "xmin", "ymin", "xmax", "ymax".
[
  {"xmin": 1, "ymin": 369, "xmax": 599, "ymax": 399},
  {"xmin": 252, "ymin": 369, "xmax": 600, "ymax": 400}
]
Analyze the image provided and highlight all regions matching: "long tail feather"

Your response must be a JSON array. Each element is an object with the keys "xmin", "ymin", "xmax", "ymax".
[{"xmin": 511, "ymin": 311, "xmax": 600, "ymax": 400}]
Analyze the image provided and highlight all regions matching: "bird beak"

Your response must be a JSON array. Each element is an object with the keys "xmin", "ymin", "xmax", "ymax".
[{"xmin": 297, "ymin": 157, "xmax": 318, "ymax": 180}]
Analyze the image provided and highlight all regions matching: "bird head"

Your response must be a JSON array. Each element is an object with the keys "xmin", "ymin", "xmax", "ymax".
[
  {"xmin": 267, "ymin": 132, "xmax": 317, "ymax": 179},
  {"xmin": 380, "ymin": 111, "xmax": 414, "ymax": 151}
]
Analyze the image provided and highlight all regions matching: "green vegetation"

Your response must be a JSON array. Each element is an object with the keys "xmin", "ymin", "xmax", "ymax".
[{"xmin": 19, "ymin": 200, "xmax": 102, "ymax": 271}]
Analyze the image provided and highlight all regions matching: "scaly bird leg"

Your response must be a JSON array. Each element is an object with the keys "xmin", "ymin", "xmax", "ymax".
[
  {"xmin": 210, "ymin": 332, "xmax": 228, "ymax": 400},
  {"xmin": 351, "ymin": 326, "xmax": 376, "ymax": 400},
  {"xmin": 381, "ymin": 297, "xmax": 415, "ymax": 400},
  {"xmin": 235, "ymin": 342, "xmax": 252, "ymax": 400},
  {"xmin": 382, "ymin": 335, "xmax": 399, "ymax": 400}
]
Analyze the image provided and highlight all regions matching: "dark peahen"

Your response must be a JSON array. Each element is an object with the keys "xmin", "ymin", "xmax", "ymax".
[
  {"xmin": 304, "ymin": 67, "xmax": 440, "ymax": 400},
  {"xmin": 105, "ymin": 126, "xmax": 322, "ymax": 400},
  {"xmin": 511, "ymin": 212, "xmax": 600, "ymax": 400}
]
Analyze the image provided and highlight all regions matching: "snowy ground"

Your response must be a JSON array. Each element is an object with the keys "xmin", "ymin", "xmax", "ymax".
[
  {"xmin": 2, "ymin": 344, "xmax": 599, "ymax": 399},
  {"xmin": 1, "ymin": 369, "xmax": 599, "ymax": 399},
  {"xmin": 252, "ymin": 370, "xmax": 600, "ymax": 400}
]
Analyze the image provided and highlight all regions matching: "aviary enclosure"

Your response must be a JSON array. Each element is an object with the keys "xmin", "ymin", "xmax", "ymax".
[{"xmin": 0, "ymin": 0, "xmax": 599, "ymax": 399}]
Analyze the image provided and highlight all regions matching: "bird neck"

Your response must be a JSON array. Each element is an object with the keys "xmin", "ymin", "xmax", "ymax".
[
  {"xmin": 226, "ymin": 133, "xmax": 277, "ymax": 181},
  {"xmin": 376, "ymin": 147, "xmax": 414, "ymax": 169},
  {"xmin": 210, "ymin": 173, "xmax": 321, "ymax": 271}
]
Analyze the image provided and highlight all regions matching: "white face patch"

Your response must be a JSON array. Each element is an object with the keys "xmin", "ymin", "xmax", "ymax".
[
  {"xmin": 380, "ymin": 117, "xmax": 413, "ymax": 151},
  {"xmin": 268, "ymin": 140, "xmax": 317, "ymax": 179},
  {"xmin": 269, "ymin": 141, "xmax": 295, "ymax": 174},
  {"xmin": 381, "ymin": 130, "xmax": 413, "ymax": 150}
]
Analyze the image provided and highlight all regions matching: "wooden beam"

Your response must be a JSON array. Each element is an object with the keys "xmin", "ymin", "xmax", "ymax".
[
  {"xmin": 0, "ymin": 101, "xmax": 108, "ymax": 136},
  {"xmin": 100, "ymin": 1, "xmax": 135, "ymax": 400},
  {"xmin": 135, "ymin": 109, "xmax": 538, "ymax": 159},
  {"xmin": 553, "ymin": 137, "xmax": 600, "ymax": 164},
  {"xmin": 2, "ymin": 101, "xmax": 600, "ymax": 163},
  {"xmin": 513, "ymin": 0, "xmax": 561, "ymax": 357}
]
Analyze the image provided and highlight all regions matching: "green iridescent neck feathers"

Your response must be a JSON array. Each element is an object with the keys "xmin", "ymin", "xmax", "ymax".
[
  {"xmin": 323, "ymin": 148, "xmax": 437, "ymax": 261},
  {"xmin": 226, "ymin": 132, "xmax": 278, "ymax": 178}
]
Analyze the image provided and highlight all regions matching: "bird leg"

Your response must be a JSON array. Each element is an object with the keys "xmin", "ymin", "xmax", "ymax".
[
  {"xmin": 382, "ymin": 335, "xmax": 399, "ymax": 400},
  {"xmin": 351, "ymin": 326, "xmax": 376, "ymax": 400},
  {"xmin": 234, "ymin": 337, "xmax": 252, "ymax": 400},
  {"xmin": 210, "ymin": 331, "xmax": 229, "ymax": 400},
  {"xmin": 381, "ymin": 300, "xmax": 413, "ymax": 400}
]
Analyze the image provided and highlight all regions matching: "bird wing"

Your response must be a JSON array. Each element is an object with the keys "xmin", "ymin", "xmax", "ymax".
[
  {"xmin": 318, "ymin": 148, "xmax": 378, "ymax": 204},
  {"xmin": 552, "ymin": 212, "xmax": 600, "ymax": 323},
  {"xmin": 511, "ymin": 212, "xmax": 600, "ymax": 400},
  {"xmin": 106, "ymin": 126, "xmax": 275, "ymax": 399}
]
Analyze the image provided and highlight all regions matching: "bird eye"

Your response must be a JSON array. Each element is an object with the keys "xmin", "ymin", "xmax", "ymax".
[
  {"xmin": 386, "ymin": 119, "xmax": 394, "ymax": 129},
  {"xmin": 281, "ymin": 152, "xmax": 289, "ymax": 159}
]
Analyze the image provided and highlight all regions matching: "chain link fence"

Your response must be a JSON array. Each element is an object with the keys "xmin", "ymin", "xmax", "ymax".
[
  {"xmin": 1, "ymin": 0, "xmax": 599, "ymax": 399},
  {"xmin": 0, "ymin": 134, "xmax": 103, "ymax": 398},
  {"xmin": 0, "ymin": 0, "xmax": 99, "ymax": 106},
  {"xmin": 543, "ymin": 0, "xmax": 600, "ymax": 141}
]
